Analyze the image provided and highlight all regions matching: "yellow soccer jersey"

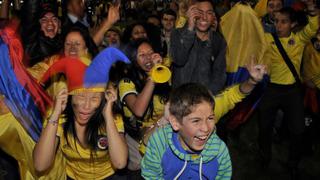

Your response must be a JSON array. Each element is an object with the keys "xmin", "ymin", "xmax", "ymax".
[
  {"xmin": 118, "ymin": 78, "xmax": 165, "ymax": 128},
  {"xmin": 302, "ymin": 42, "xmax": 320, "ymax": 89},
  {"xmin": 214, "ymin": 84, "xmax": 246, "ymax": 121},
  {"xmin": 262, "ymin": 15, "xmax": 319, "ymax": 85},
  {"xmin": 52, "ymin": 115, "xmax": 124, "ymax": 180},
  {"xmin": 0, "ymin": 112, "xmax": 67, "ymax": 180}
]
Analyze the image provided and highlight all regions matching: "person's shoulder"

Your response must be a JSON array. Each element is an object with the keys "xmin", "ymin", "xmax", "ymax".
[
  {"xmin": 149, "ymin": 125, "xmax": 171, "ymax": 145},
  {"xmin": 205, "ymin": 133, "xmax": 227, "ymax": 151},
  {"xmin": 263, "ymin": 33, "xmax": 274, "ymax": 43},
  {"xmin": 119, "ymin": 78, "xmax": 134, "ymax": 84},
  {"xmin": 153, "ymin": 125, "xmax": 170, "ymax": 137}
]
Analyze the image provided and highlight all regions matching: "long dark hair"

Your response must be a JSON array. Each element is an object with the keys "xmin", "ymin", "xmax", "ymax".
[
  {"xmin": 63, "ymin": 93, "xmax": 106, "ymax": 152},
  {"xmin": 121, "ymin": 38, "xmax": 171, "ymax": 119}
]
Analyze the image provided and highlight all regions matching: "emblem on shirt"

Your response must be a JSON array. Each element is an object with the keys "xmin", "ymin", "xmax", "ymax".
[
  {"xmin": 288, "ymin": 38, "xmax": 295, "ymax": 46},
  {"xmin": 123, "ymin": 78, "xmax": 131, "ymax": 83},
  {"xmin": 97, "ymin": 135, "xmax": 108, "ymax": 150}
]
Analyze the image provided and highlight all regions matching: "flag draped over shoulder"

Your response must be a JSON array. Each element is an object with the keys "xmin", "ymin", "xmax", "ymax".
[
  {"xmin": 0, "ymin": 19, "xmax": 52, "ymax": 141},
  {"xmin": 220, "ymin": 3, "xmax": 267, "ymax": 129}
]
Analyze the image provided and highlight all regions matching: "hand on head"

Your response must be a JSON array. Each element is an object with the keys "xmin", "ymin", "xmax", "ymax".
[
  {"xmin": 187, "ymin": 5, "xmax": 201, "ymax": 31},
  {"xmin": 53, "ymin": 88, "xmax": 68, "ymax": 116},
  {"xmin": 103, "ymin": 85, "xmax": 117, "ymax": 119},
  {"xmin": 105, "ymin": 85, "xmax": 117, "ymax": 104}
]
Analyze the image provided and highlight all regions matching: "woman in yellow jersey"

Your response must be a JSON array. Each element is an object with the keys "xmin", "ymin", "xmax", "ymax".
[
  {"xmin": 118, "ymin": 39, "xmax": 171, "ymax": 171},
  {"xmin": 33, "ymin": 49, "xmax": 130, "ymax": 180}
]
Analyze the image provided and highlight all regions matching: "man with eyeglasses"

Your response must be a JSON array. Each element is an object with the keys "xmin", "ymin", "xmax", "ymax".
[
  {"xmin": 170, "ymin": 0, "xmax": 226, "ymax": 95},
  {"xmin": 20, "ymin": 0, "xmax": 63, "ymax": 67}
]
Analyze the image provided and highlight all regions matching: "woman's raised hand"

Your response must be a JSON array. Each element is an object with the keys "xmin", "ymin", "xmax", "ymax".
[{"xmin": 52, "ymin": 88, "xmax": 68, "ymax": 117}]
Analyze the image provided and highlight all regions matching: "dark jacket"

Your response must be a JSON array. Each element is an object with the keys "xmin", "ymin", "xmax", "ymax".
[
  {"xmin": 170, "ymin": 26, "xmax": 227, "ymax": 95},
  {"xmin": 61, "ymin": 15, "xmax": 89, "ymax": 37},
  {"xmin": 20, "ymin": 0, "xmax": 62, "ymax": 67}
]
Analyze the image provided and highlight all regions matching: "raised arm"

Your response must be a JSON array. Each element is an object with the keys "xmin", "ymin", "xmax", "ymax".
[
  {"xmin": 214, "ymin": 58, "xmax": 267, "ymax": 121},
  {"xmin": 93, "ymin": 4, "xmax": 120, "ymax": 46},
  {"xmin": 103, "ymin": 87, "xmax": 128, "ymax": 169},
  {"xmin": 297, "ymin": 0, "xmax": 319, "ymax": 42},
  {"xmin": 33, "ymin": 88, "xmax": 68, "ymax": 173},
  {"xmin": 0, "ymin": 0, "xmax": 9, "ymax": 19},
  {"xmin": 122, "ymin": 78, "xmax": 155, "ymax": 117},
  {"xmin": 20, "ymin": 0, "xmax": 41, "ymax": 45}
]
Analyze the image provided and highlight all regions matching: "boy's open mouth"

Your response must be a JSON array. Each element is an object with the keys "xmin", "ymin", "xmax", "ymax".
[{"xmin": 195, "ymin": 135, "xmax": 208, "ymax": 142}]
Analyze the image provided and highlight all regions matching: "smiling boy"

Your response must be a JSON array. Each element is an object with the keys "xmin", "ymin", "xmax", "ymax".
[
  {"xmin": 141, "ymin": 83, "xmax": 231, "ymax": 179},
  {"xmin": 140, "ymin": 58, "xmax": 267, "ymax": 179}
]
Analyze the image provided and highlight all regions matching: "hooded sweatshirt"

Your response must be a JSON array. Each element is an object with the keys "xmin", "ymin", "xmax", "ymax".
[
  {"xmin": 141, "ymin": 125, "xmax": 231, "ymax": 180},
  {"xmin": 141, "ymin": 85, "xmax": 246, "ymax": 180}
]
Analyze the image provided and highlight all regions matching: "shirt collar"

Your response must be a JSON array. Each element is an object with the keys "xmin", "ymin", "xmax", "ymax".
[
  {"xmin": 68, "ymin": 13, "xmax": 89, "ymax": 27},
  {"xmin": 68, "ymin": 13, "xmax": 78, "ymax": 24}
]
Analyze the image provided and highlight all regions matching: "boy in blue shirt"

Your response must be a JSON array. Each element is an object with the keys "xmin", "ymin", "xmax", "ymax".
[{"xmin": 141, "ymin": 61, "xmax": 267, "ymax": 179}]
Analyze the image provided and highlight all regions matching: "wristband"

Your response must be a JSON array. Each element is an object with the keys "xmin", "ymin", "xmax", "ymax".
[{"xmin": 48, "ymin": 118, "xmax": 58, "ymax": 125}]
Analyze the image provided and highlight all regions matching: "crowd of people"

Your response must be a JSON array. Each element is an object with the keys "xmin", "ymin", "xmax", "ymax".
[{"xmin": 0, "ymin": 0, "xmax": 319, "ymax": 179}]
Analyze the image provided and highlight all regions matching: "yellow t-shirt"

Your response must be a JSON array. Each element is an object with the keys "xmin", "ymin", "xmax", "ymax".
[
  {"xmin": 54, "ymin": 115, "xmax": 124, "ymax": 180},
  {"xmin": 0, "ymin": 112, "xmax": 67, "ymax": 180},
  {"xmin": 262, "ymin": 15, "xmax": 319, "ymax": 85},
  {"xmin": 302, "ymin": 42, "xmax": 320, "ymax": 89},
  {"xmin": 118, "ymin": 78, "xmax": 165, "ymax": 128}
]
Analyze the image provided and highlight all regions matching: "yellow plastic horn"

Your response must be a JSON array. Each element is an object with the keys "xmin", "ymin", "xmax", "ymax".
[{"xmin": 150, "ymin": 64, "xmax": 171, "ymax": 83}]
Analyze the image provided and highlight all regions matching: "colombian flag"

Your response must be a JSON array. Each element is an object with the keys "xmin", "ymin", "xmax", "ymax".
[
  {"xmin": 220, "ymin": 3, "xmax": 267, "ymax": 129},
  {"xmin": 0, "ymin": 19, "xmax": 52, "ymax": 141}
]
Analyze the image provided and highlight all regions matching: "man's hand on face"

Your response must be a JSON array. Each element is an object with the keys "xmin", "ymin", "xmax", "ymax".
[{"xmin": 187, "ymin": 5, "xmax": 202, "ymax": 31}]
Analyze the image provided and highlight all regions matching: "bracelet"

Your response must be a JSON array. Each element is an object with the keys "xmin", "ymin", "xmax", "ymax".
[{"xmin": 48, "ymin": 118, "xmax": 58, "ymax": 125}]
